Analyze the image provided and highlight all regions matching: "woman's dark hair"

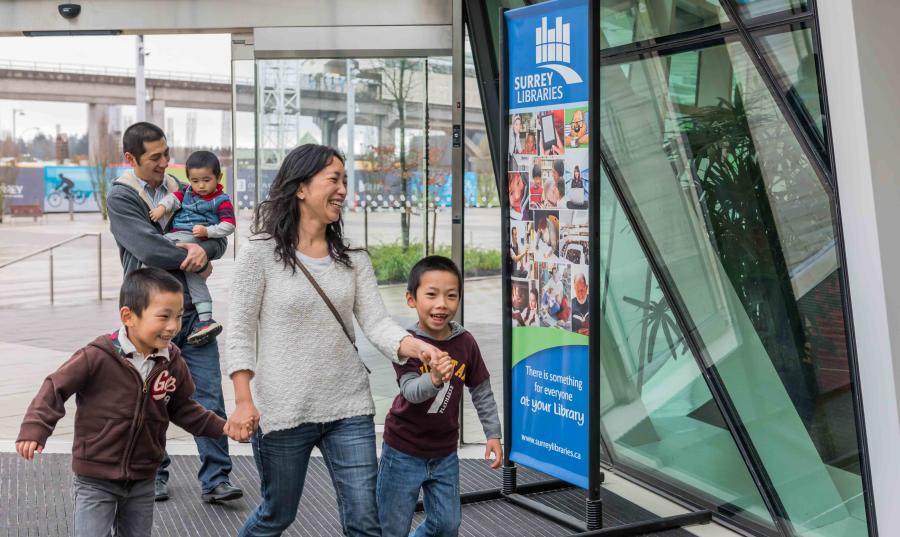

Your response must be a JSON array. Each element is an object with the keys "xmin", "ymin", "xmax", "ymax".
[
  {"xmin": 251, "ymin": 144, "xmax": 357, "ymax": 272},
  {"xmin": 120, "ymin": 267, "xmax": 183, "ymax": 316},
  {"xmin": 186, "ymin": 150, "xmax": 222, "ymax": 178}
]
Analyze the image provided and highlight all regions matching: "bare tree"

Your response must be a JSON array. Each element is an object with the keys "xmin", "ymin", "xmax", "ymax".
[
  {"xmin": 378, "ymin": 59, "xmax": 423, "ymax": 250},
  {"xmin": 88, "ymin": 115, "xmax": 118, "ymax": 220},
  {"xmin": 0, "ymin": 136, "xmax": 20, "ymax": 224}
]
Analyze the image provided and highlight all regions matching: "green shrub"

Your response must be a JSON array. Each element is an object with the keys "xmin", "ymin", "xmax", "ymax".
[{"xmin": 368, "ymin": 242, "xmax": 501, "ymax": 285}]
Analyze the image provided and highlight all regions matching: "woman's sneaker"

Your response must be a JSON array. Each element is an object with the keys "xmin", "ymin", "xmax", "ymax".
[{"xmin": 187, "ymin": 319, "xmax": 223, "ymax": 346}]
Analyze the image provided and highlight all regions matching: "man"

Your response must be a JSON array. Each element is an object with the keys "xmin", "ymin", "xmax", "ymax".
[
  {"xmin": 107, "ymin": 122, "xmax": 242, "ymax": 504},
  {"xmin": 565, "ymin": 109, "xmax": 589, "ymax": 148}
]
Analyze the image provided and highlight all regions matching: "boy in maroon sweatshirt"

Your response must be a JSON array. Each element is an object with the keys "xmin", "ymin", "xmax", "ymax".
[
  {"xmin": 377, "ymin": 256, "xmax": 502, "ymax": 537},
  {"xmin": 15, "ymin": 268, "xmax": 236, "ymax": 537}
]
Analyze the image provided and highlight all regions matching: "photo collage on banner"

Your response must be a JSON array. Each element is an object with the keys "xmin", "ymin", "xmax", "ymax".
[{"xmin": 508, "ymin": 106, "xmax": 590, "ymax": 336}]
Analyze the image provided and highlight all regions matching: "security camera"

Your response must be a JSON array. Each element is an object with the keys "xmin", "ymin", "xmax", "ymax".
[{"xmin": 58, "ymin": 4, "xmax": 81, "ymax": 19}]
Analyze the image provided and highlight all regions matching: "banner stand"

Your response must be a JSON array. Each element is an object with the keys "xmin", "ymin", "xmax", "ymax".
[{"xmin": 488, "ymin": 1, "xmax": 713, "ymax": 535}]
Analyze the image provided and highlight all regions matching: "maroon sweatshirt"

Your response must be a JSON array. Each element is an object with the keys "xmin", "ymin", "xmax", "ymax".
[{"xmin": 17, "ymin": 334, "xmax": 225, "ymax": 481}]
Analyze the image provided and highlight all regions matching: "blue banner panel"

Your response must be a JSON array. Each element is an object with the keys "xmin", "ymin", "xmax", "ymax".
[
  {"xmin": 506, "ymin": 0, "xmax": 589, "ymax": 111},
  {"xmin": 510, "ymin": 344, "xmax": 589, "ymax": 488}
]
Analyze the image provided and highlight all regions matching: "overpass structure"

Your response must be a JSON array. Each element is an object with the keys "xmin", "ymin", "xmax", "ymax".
[{"xmin": 0, "ymin": 59, "xmax": 487, "ymax": 160}]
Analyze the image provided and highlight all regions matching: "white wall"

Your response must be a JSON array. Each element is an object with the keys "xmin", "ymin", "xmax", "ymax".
[
  {"xmin": 0, "ymin": 0, "xmax": 450, "ymax": 36},
  {"xmin": 818, "ymin": 1, "xmax": 900, "ymax": 535}
]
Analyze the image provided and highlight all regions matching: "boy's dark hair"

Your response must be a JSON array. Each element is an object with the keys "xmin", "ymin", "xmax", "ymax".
[
  {"xmin": 186, "ymin": 150, "xmax": 222, "ymax": 178},
  {"xmin": 532, "ymin": 163, "xmax": 542, "ymax": 178},
  {"xmin": 407, "ymin": 255, "xmax": 462, "ymax": 296},
  {"xmin": 119, "ymin": 268, "xmax": 183, "ymax": 316},
  {"xmin": 123, "ymin": 122, "xmax": 166, "ymax": 163}
]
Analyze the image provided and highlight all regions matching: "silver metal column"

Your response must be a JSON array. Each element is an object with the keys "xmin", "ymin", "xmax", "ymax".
[{"xmin": 451, "ymin": 0, "xmax": 465, "ymax": 322}]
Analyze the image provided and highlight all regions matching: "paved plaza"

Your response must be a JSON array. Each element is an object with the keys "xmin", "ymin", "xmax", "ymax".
[
  {"xmin": 0, "ymin": 210, "xmax": 502, "ymax": 450},
  {"xmin": 0, "ymin": 211, "xmax": 730, "ymax": 537}
]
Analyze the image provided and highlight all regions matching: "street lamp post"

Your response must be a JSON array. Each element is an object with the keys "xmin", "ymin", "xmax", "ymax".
[{"xmin": 11, "ymin": 109, "xmax": 24, "ymax": 141}]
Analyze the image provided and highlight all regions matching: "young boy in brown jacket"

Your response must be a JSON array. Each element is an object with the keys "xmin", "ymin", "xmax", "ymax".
[{"xmin": 15, "ymin": 268, "xmax": 239, "ymax": 537}]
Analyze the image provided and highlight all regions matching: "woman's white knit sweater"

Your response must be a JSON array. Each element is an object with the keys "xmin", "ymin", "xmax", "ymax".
[{"xmin": 224, "ymin": 238, "xmax": 409, "ymax": 433}]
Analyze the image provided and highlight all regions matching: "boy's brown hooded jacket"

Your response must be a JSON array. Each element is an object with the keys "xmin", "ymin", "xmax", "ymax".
[{"xmin": 17, "ymin": 333, "xmax": 225, "ymax": 481}]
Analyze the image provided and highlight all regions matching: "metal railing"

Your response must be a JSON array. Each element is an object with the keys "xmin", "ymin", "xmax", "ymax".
[{"xmin": 0, "ymin": 233, "xmax": 102, "ymax": 305}]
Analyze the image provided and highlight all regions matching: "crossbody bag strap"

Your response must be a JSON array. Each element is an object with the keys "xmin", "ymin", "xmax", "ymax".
[{"xmin": 295, "ymin": 258, "xmax": 371, "ymax": 374}]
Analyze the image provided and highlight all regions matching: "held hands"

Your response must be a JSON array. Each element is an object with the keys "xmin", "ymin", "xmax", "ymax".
[
  {"xmin": 224, "ymin": 401, "xmax": 260, "ymax": 442},
  {"xmin": 15, "ymin": 440, "xmax": 43, "ymax": 461},
  {"xmin": 485, "ymin": 438, "xmax": 503, "ymax": 469},
  {"xmin": 149, "ymin": 205, "xmax": 166, "ymax": 222},
  {"xmin": 192, "ymin": 225, "xmax": 209, "ymax": 239},
  {"xmin": 429, "ymin": 354, "xmax": 454, "ymax": 387}
]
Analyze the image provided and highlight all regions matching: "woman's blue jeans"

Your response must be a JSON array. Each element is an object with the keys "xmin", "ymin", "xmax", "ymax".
[{"xmin": 239, "ymin": 415, "xmax": 380, "ymax": 537}]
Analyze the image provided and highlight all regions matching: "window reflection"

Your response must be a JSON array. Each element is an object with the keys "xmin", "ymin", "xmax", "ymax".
[
  {"xmin": 600, "ymin": 0, "xmax": 731, "ymax": 49},
  {"xmin": 600, "ymin": 39, "xmax": 868, "ymax": 536},
  {"xmin": 756, "ymin": 25, "xmax": 827, "ymax": 157},
  {"xmin": 598, "ymin": 166, "xmax": 773, "ymax": 526},
  {"xmin": 734, "ymin": 0, "xmax": 808, "ymax": 21}
]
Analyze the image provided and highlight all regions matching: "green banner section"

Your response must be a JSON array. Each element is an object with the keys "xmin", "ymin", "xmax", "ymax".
[{"xmin": 511, "ymin": 326, "xmax": 588, "ymax": 368}]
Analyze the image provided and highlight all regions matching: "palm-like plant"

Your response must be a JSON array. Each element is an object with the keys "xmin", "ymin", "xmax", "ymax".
[{"xmin": 670, "ymin": 86, "xmax": 819, "ymax": 426}]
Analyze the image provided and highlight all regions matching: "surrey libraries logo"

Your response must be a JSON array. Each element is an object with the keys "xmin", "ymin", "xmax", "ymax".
[{"xmin": 535, "ymin": 16, "xmax": 583, "ymax": 85}]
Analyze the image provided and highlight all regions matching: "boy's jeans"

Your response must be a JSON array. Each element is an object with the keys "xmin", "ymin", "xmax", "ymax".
[
  {"xmin": 163, "ymin": 231, "xmax": 212, "ymax": 306},
  {"xmin": 376, "ymin": 443, "xmax": 461, "ymax": 537},
  {"xmin": 73, "ymin": 475, "xmax": 155, "ymax": 537},
  {"xmin": 239, "ymin": 415, "xmax": 380, "ymax": 537},
  {"xmin": 156, "ymin": 308, "xmax": 232, "ymax": 493}
]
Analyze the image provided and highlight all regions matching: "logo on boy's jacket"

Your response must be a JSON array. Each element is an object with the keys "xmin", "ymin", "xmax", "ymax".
[{"xmin": 152, "ymin": 371, "xmax": 177, "ymax": 401}]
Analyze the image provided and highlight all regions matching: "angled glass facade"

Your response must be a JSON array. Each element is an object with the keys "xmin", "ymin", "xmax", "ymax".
[{"xmin": 476, "ymin": 0, "xmax": 873, "ymax": 535}]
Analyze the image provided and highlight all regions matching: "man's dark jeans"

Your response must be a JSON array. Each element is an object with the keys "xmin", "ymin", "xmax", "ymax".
[{"xmin": 157, "ymin": 308, "xmax": 232, "ymax": 493}]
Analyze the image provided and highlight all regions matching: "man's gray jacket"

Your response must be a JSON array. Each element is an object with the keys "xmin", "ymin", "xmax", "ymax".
[{"xmin": 107, "ymin": 171, "xmax": 227, "ymax": 307}]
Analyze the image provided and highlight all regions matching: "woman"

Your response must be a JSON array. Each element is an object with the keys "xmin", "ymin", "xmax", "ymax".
[
  {"xmin": 225, "ymin": 145, "xmax": 446, "ymax": 537},
  {"xmin": 567, "ymin": 165, "xmax": 587, "ymax": 210}
]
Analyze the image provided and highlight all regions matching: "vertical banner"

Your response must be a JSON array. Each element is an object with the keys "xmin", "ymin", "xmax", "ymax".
[{"xmin": 505, "ymin": 0, "xmax": 591, "ymax": 488}]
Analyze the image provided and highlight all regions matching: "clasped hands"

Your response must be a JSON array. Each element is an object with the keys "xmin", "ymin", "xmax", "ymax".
[
  {"xmin": 224, "ymin": 402, "xmax": 260, "ymax": 443},
  {"xmin": 428, "ymin": 351, "xmax": 454, "ymax": 387}
]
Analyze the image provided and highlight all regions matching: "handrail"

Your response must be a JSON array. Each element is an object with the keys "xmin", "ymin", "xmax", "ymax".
[{"xmin": 0, "ymin": 232, "xmax": 102, "ymax": 304}]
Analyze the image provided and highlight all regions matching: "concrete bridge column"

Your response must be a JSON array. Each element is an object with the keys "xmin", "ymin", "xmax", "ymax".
[
  {"xmin": 149, "ymin": 99, "xmax": 166, "ymax": 130},
  {"xmin": 88, "ymin": 103, "xmax": 113, "ymax": 164}
]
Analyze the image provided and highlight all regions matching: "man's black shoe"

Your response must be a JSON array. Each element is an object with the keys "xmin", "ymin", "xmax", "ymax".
[
  {"xmin": 155, "ymin": 480, "xmax": 170, "ymax": 502},
  {"xmin": 201, "ymin": 482, "xmax": 243, "ymax": 503}
]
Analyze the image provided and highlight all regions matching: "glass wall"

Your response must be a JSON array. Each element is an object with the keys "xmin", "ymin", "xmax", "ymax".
[
  {"xmin": 249, "ymin": 53, "xmax": 497, "ymax": 431},
  {"xmin": 599, "ymin": 31, "xmax": 867, "ymax": 537},
  {"xmin": 597, "ymin": 164, "xmax": 774, "ymax": 527},
  {"xmin": 473, "ymin": 0, "xmax": 871, "ymax": 535}
]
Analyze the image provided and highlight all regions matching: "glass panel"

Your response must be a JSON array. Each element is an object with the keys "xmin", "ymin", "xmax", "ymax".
[
  {"xmin": 755, "ymin": 25, "xmax": 827, "ymax": 155},
  {"xmin": 600, "ymin": 0, "xmax": 731, "ymax": 49},
  {"xmin": 598, "ymin": 165, "xmax": 773, "ymax": 525},
  {"xmin": 232, "ymin": 58, "xmax": 256, "ymax": 251},
  {"xmin": 460, "ymin": 29, "xmax": 504, "ymax": 444},
  {"xmin": 253, "ymin": 57, "xmax": 431, "ymax": 429},
  {"xmin": 734, "ymin": 0, "xmax": 808, "ymax": 21},
  {"xmin": 600, "ymin": 39, "xmax": 870, "ymax": 536}
]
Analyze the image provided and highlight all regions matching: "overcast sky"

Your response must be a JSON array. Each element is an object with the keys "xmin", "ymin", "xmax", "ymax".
[{"xmin": 0, "ymin": 33, "xmax": 234, "ymax": 149}]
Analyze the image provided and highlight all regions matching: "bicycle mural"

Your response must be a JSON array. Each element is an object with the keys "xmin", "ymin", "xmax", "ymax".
[{"xmin": 43, "ymin": 167, "xmax": 100, "ymax": 213}]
